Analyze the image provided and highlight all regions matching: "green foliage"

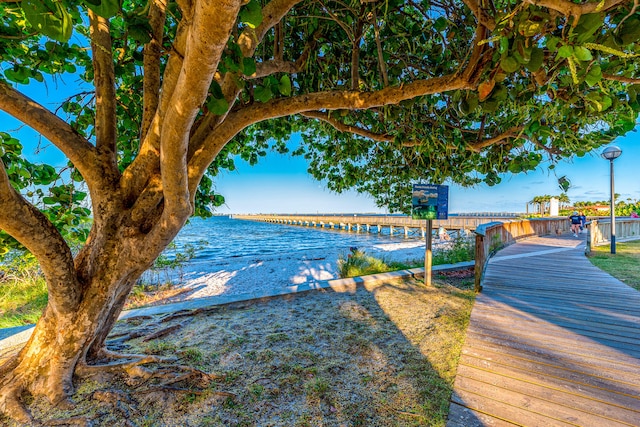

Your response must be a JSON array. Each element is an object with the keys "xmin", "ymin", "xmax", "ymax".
[
  {"xmin": 433, "ymin": 237, "xmax": 475, "ymax": 265},
  {"xmin": 0, "ymin": 254, "xmax": 47, "ymax": 328},
  {"xmin": 338, "ymin": 238, "xmax": 475, "ymax": 278},
  {"xmin": 337, "ymin": 248, "xmax": 394, "ymax": 278}
]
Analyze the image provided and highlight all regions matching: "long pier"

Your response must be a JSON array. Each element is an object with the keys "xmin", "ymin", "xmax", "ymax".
[{"xmin": 231, "ymin": 214, "xmax": 520, "ymax": 238}]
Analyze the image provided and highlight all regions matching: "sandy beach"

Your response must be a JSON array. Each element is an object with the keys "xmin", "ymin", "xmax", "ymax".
[{"xmin": 144, "ymin": 239, "xmax": 448, "ymax": 302}]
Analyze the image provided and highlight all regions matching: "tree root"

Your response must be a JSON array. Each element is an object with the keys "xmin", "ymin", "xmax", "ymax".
[
  {"xmin": 140, "ymin": 324, "xmax": 183, "ymax": 342},
  {"xmin": 0, "ymin": 386, "xmax": 33, "ymax": 425}
]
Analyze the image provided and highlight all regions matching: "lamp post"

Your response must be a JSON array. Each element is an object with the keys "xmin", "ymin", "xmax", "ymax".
[{"xmin": 601, "ymin": 146, "xmax": 622, "ymax": 254}]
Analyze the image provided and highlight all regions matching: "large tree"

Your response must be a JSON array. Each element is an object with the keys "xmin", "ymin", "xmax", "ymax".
[{"xmin": 0, "ymin": 0, "xmax": 639, "ymax": 422}]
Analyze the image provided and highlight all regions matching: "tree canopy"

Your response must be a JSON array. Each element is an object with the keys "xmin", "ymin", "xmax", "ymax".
[
  {"xmin": 2, "ymin": 0, "xmax": 639, "ymax": 221},
  {"xmin": 0, "ymin": 0, "xmax": 639, "ymax": 423}
]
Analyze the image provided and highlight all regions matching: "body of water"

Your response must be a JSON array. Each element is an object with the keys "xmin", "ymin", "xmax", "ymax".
[{"xmin": 165, "ymin": 216, "xmax": 423, "ymax": 263}]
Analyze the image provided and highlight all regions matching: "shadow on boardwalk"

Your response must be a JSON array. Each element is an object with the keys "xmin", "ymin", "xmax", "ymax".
[{"xmin": 447, "ymin": 235, "xmax": 640, "ymax": 427}]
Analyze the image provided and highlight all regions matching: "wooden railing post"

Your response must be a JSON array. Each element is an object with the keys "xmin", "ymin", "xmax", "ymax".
[{"xmin": 474, "ymin": 233, "xmax": 485, "ymax": 292}]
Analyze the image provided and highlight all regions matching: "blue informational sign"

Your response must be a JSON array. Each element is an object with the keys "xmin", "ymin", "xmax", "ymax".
[{"xmin": 411, "ymin": 184, "xmax": 449, "ymax": 220}]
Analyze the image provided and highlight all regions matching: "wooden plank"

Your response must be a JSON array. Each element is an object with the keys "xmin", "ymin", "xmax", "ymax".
[
  {"xmin": 470, "ymin": 309, "xmax": 640, "ymax": 340},
  {"xmin": 459, "ymin": 350, "xmax": 640, "ymax": 412},
  {"xmin": 462, "ymin": 337, "xmax": 640, "ymax": 386},
  {"xmin": 451, "ymin": 385, "xmax": 577, "ymax": 427},
  {"xmin": 454, "ymin": 376, "xmax": 632, "ymax": 427},
  {"xmin": 448, "ymin": 235, "xmax": 640, "ymax": 426},
  {"xmin": 447, "ymin": 401, "xmax": 517, "ymax": 427}
]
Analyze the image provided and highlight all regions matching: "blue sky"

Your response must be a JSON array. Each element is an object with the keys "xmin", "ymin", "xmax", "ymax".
[
  {"xmin": 214, "ymin": 130, "xmax": 640, "ymax": 214},
  {"xmin": 2, "ymin": 77, "xmax": 638, "ymax": 215}
]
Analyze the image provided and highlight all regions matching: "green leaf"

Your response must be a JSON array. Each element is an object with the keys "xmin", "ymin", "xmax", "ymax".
[
  {"xmin": 573, "ymin": 46, "xmax": 593, "ymax": 61},
  {"xmin": 210, "ymin": 80, "xmax": 224, "ymax": 99},
  {"xmin": 574, "ymin": 13, "xmax": 604, "ymax": 43},
  {"xmin": 546, "ymin": 37, "xmax": 560, "ymax": 52},
  {"xmin": 500, "ymin": 56, "xmax": 519, "ymax": 73},
  {"xmin": 525, "ymin": 47, "xmax": 544, "ymax": 72},
  {"xmin": 22, "ymin": 0, "xmax": 73, "ymax": 42},
  {"xmin": 240, "ymin": 0, "xmax": 263, "ymax": 28},
  {"xmin": 618, "ymin": 17, "xmax": 640, "ymax": 45},
  {"xmin": 557, "ymin": 45, "xmax": 574, "ymax": 58},
  {"xmin": 584, "ymin": 65, "xmax": 602, "ymax": 87},
  {"xmin": 434, "ymin": 17, "xmax": 448, "ymax": 32},
  {"xmin": 254, "ymin": 85, "xmax": 273, "ymax": 102},
  {"xmin": 207, "ymin": 97, "xmax": 229, "ymax": 115},
  {"xmin": 85, "ymin": 0, "xmax": 121, "ymax": 19},
  {"xmin": 278, "ymin": 75, "xmax": 292, "ymax": 96},
  {"xmin": 499, "ymin": 37, "xmax": 509, "ymax": 54},
  {"xmin": 242, "ymin": 57, "xmax": 256, "ymax": 76}
]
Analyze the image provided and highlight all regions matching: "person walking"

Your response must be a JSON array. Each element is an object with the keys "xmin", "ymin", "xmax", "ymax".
[
  {"xmin": 569, "ymin": 211, "xmax": 581, "ymax": 237},
  {"xmin": 579, "ymin": 211, "xmax": 587, "ymax": 233}
]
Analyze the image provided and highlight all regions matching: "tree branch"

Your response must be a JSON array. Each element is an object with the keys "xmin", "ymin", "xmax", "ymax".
[
  {"xmin": 189, "ymin": 73, "xmax": 471, "ymax": 180},
  {"xmin": 372, "ymin": 9, "xmax": 389, "ymax": 88},
  {"xmin": 602, "ymin": 73, "xmax": 640, "ymax": 84},
  {"xmin": 122, "ymin": 14, "xmax": 190, "ymax": 199},
  {"xmin": 238, "ymin": 0, "xmax": 304, "ymax": 57},
  {"xmin": 524, "ymin": 0, "xmax": 628, "ymax": 19},
  {"xmin": 144, "ymin": 0, "xmax": 242, "ymax": 249},
  {"xmin": 462, "ymin": 0, "xmax": 496, "ymax": 31},
  {"xmin": 141, "ymin": 0, "xmax": 168, "ymax": 142},
  {"xmin": 0, "ymin": 81, "xmax": 102, "ymax": 186},
  {"xmin": 88, "ymin": 10, "xmax": 118, "ymax": 173},
  {"xmin": 300, "ymin": 111, "xmax": 393, "ymax": 142},
  {"xmin": 188, "ymin": 0, "xmax": 307, "ymax": 153},
  {"xmin": 467, "ymin": 126, "xmax": 524, "ymax": 151},
  {"xmin": 0, "ymin": 160, "xmax": 81, "ymax": 312},
  {"xmin": 252, "ymin": 59, "xmax": 299, "ymax": 78}
]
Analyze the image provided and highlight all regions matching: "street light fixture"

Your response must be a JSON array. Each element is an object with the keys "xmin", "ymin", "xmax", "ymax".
[{"xmin": 601, "ymin": 146, "xmax": 622, "ymax": 254}]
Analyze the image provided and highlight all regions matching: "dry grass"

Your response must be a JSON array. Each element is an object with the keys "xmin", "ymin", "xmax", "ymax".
[{"xmin": 2, "ymin": 271, "xmax": 475, "ymax": 427}]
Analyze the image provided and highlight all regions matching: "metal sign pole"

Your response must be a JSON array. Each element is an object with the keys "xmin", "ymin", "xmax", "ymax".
[{"xmin": 425, "ymin": 219, "xmax": 432, "ymax": 286}]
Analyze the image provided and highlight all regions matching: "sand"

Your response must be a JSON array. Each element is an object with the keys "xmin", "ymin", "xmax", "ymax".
[{"xmin": 142, "ymin": 239, "xmax": 450, "ymax": 302}]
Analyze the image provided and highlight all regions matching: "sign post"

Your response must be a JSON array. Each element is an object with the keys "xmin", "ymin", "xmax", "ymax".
[{"xmin": 411, "ymin": 184, "xmax": 449, "ymax": 286}]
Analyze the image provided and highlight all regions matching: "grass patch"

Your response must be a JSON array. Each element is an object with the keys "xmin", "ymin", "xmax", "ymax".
[
  {"xmin": 2, "ymin": 273, "xmax": 476, "ymax": 427},
  {"xmin": 338, "ymin": 237, "xmax": 475, "ymax": 278},
  {"xmin": 0, "ymin": 255, "xmax": 48, "ymax": 328},
  {"xmin": 588, "ymin": 240, "xmax": 640, "ymax": 291}
]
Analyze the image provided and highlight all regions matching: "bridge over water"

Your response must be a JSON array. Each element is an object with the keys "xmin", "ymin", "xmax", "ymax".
[{"xmin": 232, "ymin": 213, "xmax": 521, "ymax": 238}]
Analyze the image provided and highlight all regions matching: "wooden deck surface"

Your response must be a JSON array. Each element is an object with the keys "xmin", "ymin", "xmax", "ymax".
[{"xmin": 447, "ymin": 235, "xmax": 640, "ymax": 427}]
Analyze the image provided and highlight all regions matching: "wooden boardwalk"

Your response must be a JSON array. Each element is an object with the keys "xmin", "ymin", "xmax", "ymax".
[{"xmin": 447, "ymin": 235, "xmax": 640, "ymax": 427}]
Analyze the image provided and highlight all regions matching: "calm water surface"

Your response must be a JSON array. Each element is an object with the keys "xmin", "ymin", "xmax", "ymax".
[{"xmin": 165, "ymin": 216, "xmax": 422, "ymax": 261}]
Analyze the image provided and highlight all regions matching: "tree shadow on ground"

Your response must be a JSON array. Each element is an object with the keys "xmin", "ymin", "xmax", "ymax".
[{"xmin": 1, "ymin": 275, "xmax": 479, "ymax": 427}]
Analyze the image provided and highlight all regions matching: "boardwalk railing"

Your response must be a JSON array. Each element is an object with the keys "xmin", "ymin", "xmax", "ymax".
[
  {"xmin": 474, "ymin": 218, "xmax": 571, "ymax": 292},
  {"xmin": 586, "ymin": 217, "xmax": 640, "ymax": 252}
]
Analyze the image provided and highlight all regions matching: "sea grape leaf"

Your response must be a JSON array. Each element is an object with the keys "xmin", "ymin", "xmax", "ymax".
[
  {"xmin": 557, "ymin": 45, "xmax": 574, "ymax": 58},
  {"xmin": 22, "ymin": 0, "xmax": 73, "ymax": 42},
  {"xmin": 242, "ymin": 57, "xmax": 257, "ymax": 76},
  {"xmin": 240, "ymin": 0, "xmax": 263, "ymax": 28},
  {"xmin": 500, "ymin": 56, "xmax": 519, "ymax": 73},
  {"xmin": 207, "ymin": 97, "xmax": 229, "ymax": 115},
  {"xmin": 573, "ymin": 46, "xmax": 593, "ymax": 61},
  {"xmin": 85, "ymin": 0, "xmax": 121, "ymax": 18},
  {"xmin": 279, "ymin": 75, "xmax": 292, "ymax": 96},
  {"xmin": 254, "ymin": 85, "xmax": 273, "ymax": 102}
]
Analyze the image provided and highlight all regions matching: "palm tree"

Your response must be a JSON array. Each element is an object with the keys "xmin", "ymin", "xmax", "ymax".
[{"xmin": 558, "ymin": 193, "xmax": 570, "ymax": 210}]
